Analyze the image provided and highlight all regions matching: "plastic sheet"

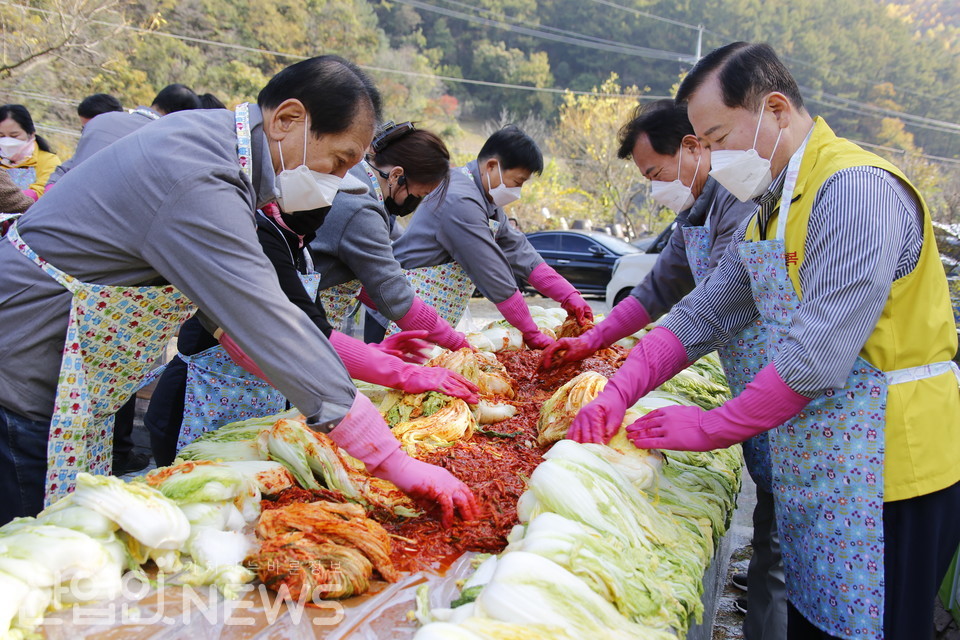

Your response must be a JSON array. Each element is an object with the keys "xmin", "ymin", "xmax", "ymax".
[{"xmin": 38, "ymin": 554, "xmax": 483, "ymax": 639}]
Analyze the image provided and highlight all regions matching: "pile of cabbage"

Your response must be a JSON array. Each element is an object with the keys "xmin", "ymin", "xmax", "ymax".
[
  {"xmin": 464, "ymin": 306, "xmax": 568, "ymax": 352},
  {"xmin": 179, "ymin": 410, "xmax": 418, "ymax": 517},
  {"xmin": 415, "ymin": 353, "xmax": 744, "ymax": 639},
  {"xmin": 414, "ymin": 438, "xmax": 742, "ymax": 639},
  {"xmin": 465, "ymin": 304, "xmax": 650, "ymax": 353},
  {"xmin": 0, "ymin": 460, "xmax": 288, "ymax": 637}
]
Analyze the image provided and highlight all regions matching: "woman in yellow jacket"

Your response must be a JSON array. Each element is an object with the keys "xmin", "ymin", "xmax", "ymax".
[{"xmin": 0, "ymin": 104, "xmax": 61, "ymax": 201}]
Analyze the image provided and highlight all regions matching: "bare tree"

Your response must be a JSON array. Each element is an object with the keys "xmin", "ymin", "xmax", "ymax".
[{"xmin": 0, "ymin": 0, "xmax": 125, "ymax": 80}]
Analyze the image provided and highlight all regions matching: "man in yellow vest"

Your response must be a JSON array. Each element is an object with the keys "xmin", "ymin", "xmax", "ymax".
[{"xmin": 571, "ymin": 42, "xmax": 960, "ymax": 640}]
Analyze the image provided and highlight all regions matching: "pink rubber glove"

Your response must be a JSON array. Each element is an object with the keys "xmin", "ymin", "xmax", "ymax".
[
  {"xmin": 626, "ymin": 363, "xmax": 812, "ymax": 451},
  {"xmin": 23, "ymin": 189, "xmax": 39, "ymax": 202},
  {"xmin": 395, "ymin": 297, "xmax": 471, "ymax": 351},
  {"xmin": 566, "ymin": 326, "xmax": 689, "ymax": 444},
  {"xmin": 373, "ymin": 330, "xmax": 434, "ymax": 364},
  {"xmin": 526, "ymin": 263, "xmax": 594, "ymax": 325},
  {"xmin": 330, "ymin": 331, "xmax": 479, "ymax": 403},
  {"xmin": 327, "ymin": 393, "xmax": 480, "ymax": 527},
  {"xmin": 216, "ymin": 330, "xmax": 273, "ymax": 384},
  {"xmin": 495, "ymin": 290, "xmax": 555, "ymax": 349},
  {"xmin": 540, "ymin": 296, "xmax": 651, "ymax": 369}
]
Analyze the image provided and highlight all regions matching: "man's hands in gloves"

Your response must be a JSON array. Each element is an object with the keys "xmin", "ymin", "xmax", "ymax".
[{"xmin": 325, "ymin": 393, "xmax": 480, "ymax": 527}]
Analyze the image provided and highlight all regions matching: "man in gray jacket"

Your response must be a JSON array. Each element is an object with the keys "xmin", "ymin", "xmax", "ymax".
[
  {"xmin": 46, "ymin": 84, "xmax": 201, "ymax": 187},
  {"xmin": 44, "ymin": 83, "xmax": 202, "ymax": 476},
  {"xmin": 0, "ymin": 56, "xmax": 477, "ymax": 527},
  {"xmin": 391, "ymin": 126, "xmax": 594, "ymax": 348}
]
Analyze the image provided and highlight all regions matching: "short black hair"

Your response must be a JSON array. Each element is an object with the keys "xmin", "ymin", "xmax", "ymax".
[
  {"xmin": 257, "ymin": 55, "xmax": 382, "ymax": 136},
  {"xmin": 616, "ymin": 99, "xmax": 694, "ymax": 160},
  {"xmin": 675, "ymin": 42, "xmax": 804, "ymax": 112},
  {"xmin": 199, "ymin": 93, "xmax": 226, "ymax": 109},
  {"xmin": 151, "ymin": 84, "xmax": 201, "ymax": 114},
  {"xmin": 478, "ymin": 125, "xmax": 543, "ymax": 174},
  {"xmin": 77, "ymin": 93, "xmax": 123, "ymax": 119}
]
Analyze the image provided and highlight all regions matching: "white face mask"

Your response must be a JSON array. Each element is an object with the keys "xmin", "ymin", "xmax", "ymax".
[
  {"xmin": 650, "ymin": 149, "xmax": 700, "ymax": 212},
  {"xmin": 274, "ymin": 117, "xmax": 342, "ymax": 212},
  {"xmin": 708, "ymin": 100, "xmax": 783, "ymax": 202},
  {"xmin": 0, "ymin": 136, "xmax": 30, "ymax": 162},
  {"xmin": 487, "ymin": 161, "xmax": 522, "ymax": 207}
]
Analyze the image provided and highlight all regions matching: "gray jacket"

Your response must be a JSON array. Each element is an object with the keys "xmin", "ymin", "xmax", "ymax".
[
  {"xmin": 46, "ymin": 109, "xmax": 160, "ymax": 187},
  {"xmin": 391, "ymin": 160, "xmax": 543, "ymax": 303},
  {"xmin": 630, "ymin": 177, "xmax": 757, "ymax": 320},
  {"xmin": 0, "ymin": 106, "xmax": 354, "ymax": 424},
  {"xmin": 309, "ymin": 163, "xmax": 415, "ymax": 320}
]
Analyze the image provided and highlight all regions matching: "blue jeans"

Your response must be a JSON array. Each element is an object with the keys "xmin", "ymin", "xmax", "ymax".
[{"xmin": 0, "ymin": 405, "xmax": 49, "ymax": 524}]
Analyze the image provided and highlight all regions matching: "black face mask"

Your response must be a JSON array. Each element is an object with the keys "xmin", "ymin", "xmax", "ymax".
[
  {"xmin": 282, "ymin": 206, "xmax": 332, "ymax": 235},
  {"xmin": 385, "ymin": 194, "xmax": 423, "ymax": 217}
]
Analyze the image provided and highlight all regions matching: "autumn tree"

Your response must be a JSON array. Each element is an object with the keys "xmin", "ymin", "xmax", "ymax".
[{"xmin": 549, "ymin": 74, "xmax": 663, "ymax": 238}]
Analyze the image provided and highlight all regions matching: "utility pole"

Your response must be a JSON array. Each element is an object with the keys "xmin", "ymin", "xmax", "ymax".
[{"xmin": 695, "ymin": 25, "xmax": 704, "ymax": 61}]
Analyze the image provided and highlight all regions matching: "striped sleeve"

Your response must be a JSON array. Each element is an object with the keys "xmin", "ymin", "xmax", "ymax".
[
  {"xmin": 774, "ymin": 166, "xmax": 923, "ymax": 393},
  {"xmin": 660, "ymin": 217, "xmax": 761, "ymax": 360}
]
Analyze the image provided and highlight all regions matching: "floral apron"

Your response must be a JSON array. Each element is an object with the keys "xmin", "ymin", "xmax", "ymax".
[
  {"xmin": 384, "ymin": 261, "xmax": 474, "ymax": 337},
  {"xmin": 177, "ymin": 105, "xmax": 322, "ymax": 449},
  {"xmin": 738, "ymin": 140, "xmax": 960, "ymax": 639},
  {"xmin": 682, "ymin": 217, "xmax": 771, "ymax": 491},
  {"xmin": 177, "ymin": 271, "xmax": 320, "ymax": 449},
  {"xmin": 6, "ymin": 224, "xmax": 195, "ymax": 504}
]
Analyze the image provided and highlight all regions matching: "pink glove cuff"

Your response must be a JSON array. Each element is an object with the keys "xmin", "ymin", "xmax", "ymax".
[
  {"xmin": 217, "ymin": 331, "xmax": 271, "ymax": 383},
  {"xmin": 527, "ymin": 262, "xmax": 578, "ymax": 304},
  {"xmin": 584, "ymin": 296, "xmax": 651, "ymax": 351},
  {"xmin": 329, "ymin": 330, "xmax": 407, "ymax": 384},
  {"xmin": 357, "ymin": 287, "xmax": 377, "ymax": 311},
  {"xmin": 607, "ymin": 326, "xmax": 688, "ymax": 404},
  {"xmin": 396, "ymin": 297, "xmax": 469, "ymax": 351},
  {"xmin": 327, "ymin": 392, "xmax": 402, "ymax": 472},
  {"xmin": 495, "ymin": 290, "xmax": 540, "ymax": 337},
  {"xmin": 701, "ymin": 363, "xmax": 812, "ymax": 440},
  {"xmin": 23, "ymin": 189, "xmax": 39, "ymax": 202}
]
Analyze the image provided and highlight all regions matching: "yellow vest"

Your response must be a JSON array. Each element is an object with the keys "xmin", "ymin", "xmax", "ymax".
[{"xmin": 746, "ymin": 117, "xmax": 960, "ymax": 501}]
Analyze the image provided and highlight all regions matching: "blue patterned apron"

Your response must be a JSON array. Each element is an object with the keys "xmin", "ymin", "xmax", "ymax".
[
  {"xmin": 6, "ymin": 223, "xmax": 195, "ymax": 504},
  {"xmin": 4, "ymin": 165, "xmax": 36, "ymax": 190},
  {"xmin": 737, "ymin": 139, "xmax": 960, "ymax": 639},
  {"xmin": 682, "ymin": 215, "xmax": 771, "ymax": 491},
  {"xmin": 176, "ymin": 105, "xmax": 322, "ymax": 449}
]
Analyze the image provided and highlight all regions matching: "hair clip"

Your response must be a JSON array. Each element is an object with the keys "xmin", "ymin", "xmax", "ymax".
[{"xmin": 372, "ymin": 121, "xmax": 416, "ymax": 152}]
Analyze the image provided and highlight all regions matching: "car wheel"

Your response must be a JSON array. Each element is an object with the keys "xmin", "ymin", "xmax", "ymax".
[{"xmin": 612, "ymin": 288, "xmax": 632, "ymax": 307}]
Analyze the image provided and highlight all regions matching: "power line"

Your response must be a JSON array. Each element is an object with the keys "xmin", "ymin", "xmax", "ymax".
[
  {"xmin": 388, "ymin": 0, "xmax": 697, "ymax": 63},
  {"xmin": 580, "ymin": 0, "xmax": 702, "ymax": 33},
  {"xmin": 5, "ymin": 88, "xmax": 77, "ymax": 108},
  {"xmin": 804, "ymin": 88, "xmax": 960, "ymax": 133},
  {"xmin": 401, "ymin": 0, "xmax": 959, "ymax": 135},
  {"xmin": 3, "ymin": 0, "xmax": 958, "ymax": 144},
  {"xmin": 0, "ymin": 2, "xmax": 671, "ymax": 100},
  {"xmin": 803, "ymin": 92, "xmax": 960, "ymax": 137},
  {"xmin": 433, "ymin": 0, "xmax": 695, "ymax": 55},
  {"xmin": 848, "ymin": 138, "xmax": 960, "ymax": 167}
]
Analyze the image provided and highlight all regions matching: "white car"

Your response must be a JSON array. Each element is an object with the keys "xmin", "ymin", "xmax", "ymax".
[
  {"xmin": 605, "ymin": 251, "xmax": 660, "ymax": 307},
  {"xmin": 604, "ymin": 221, "xmax": 676, "ymax": 308}
]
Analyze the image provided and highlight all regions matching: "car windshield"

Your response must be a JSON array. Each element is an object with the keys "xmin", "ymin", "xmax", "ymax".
[{"xmin": 591, "ymin": 233, "xmax": 640, "ymax": 255}]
